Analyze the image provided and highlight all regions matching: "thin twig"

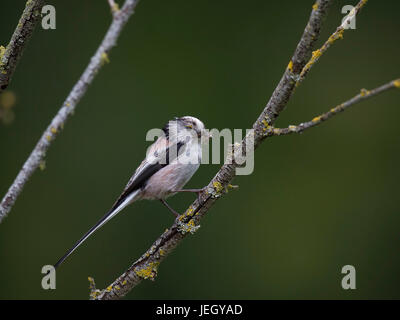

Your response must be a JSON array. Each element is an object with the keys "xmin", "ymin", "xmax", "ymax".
[
  {"xmin": 88, "ymin": 276, "xmax": 101, "ymax": 299},
  {"xmin": 296, "ymin": 0, "xmax": 368, "ymax": 85},
  {"xmin": 107, "ymin": 0, "xmax": 120, "ymax": 15},
  {"xmin": 93, "ymin": 0, "xmax": 334, "ymax": 300},
  {"xmin": 253, "ymin": 0, "xmax": 333, "ymax": 137},
  {"xmin": 0, "ymin": 0, "xmax": 44, "ymax": 93},
  {"xmin": 0, "ymin": 0, "xmax": 140, "ymax": 223},
  {"xmin": 266, "ymin": 79, "xmax": 400, "ymax": 136}
]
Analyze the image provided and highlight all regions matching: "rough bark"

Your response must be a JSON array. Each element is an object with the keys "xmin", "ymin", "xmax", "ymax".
[
  {"xmin": 267, "ymin": 79, "xmax": 400, "ymax": 137},
  {"xmin": 0, "ymin": 0, "xmax": 44, "ymax": 92},
  {"xmin": 91, "ymin": 0, "xmax": 335, "ymax": 300}
]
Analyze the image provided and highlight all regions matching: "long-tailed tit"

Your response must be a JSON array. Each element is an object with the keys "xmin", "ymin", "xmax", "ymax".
[{"xmin": 54, "ymin": 116, "xmax": 210, "ymax": 268}]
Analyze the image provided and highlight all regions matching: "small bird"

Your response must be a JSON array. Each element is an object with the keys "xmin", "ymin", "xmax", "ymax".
[{"xmin": 54, "ymin": 116, "xmax": 210, "ymax": 268}]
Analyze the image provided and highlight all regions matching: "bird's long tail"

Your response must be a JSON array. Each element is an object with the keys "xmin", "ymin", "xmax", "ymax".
[{"xmin": 54, "ymin": 189, "xmax": 141, "ymax": 268}]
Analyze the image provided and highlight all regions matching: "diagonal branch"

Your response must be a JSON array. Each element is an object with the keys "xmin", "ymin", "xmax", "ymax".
[
  {"xmin": 0, "ymin": 0, "xmax": 140, "ymax": 223},
  {"xmin": 297, "ymin": 0, "xmax": 368, "ymax": 85},
  {"xmin": 266, "ymin": 79, "xmax": 400, "ymax": 137},
  {"xmin": 107, "ymin": 0, "xmax": 120, "ymax": 16},
  {"xmin": 0, "ymin": 0, "xmax": 45, "ymax": 93},
  {"xmin": 92, "ymin": 0, "xmax": 334, "ymax": 300}
]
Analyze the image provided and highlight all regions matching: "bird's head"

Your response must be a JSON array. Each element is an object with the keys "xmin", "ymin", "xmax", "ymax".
[{"xmin": 163, "ymin": 116, "xmax": 211, "ymax": 143}]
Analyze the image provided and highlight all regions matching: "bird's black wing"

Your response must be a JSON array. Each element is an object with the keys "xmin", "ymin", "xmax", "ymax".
[
  {"xmin": 54, "ymin": 140, "xmax": 184, "ymax": 268},
  {"xmin": 109, "ymin": 140, "xmax": 184, "ymax": 212}
]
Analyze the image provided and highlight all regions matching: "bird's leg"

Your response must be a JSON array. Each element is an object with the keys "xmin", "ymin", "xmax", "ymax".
[
  {"xmin": 160, "ymin": 199, "xmax": 180, "ymax": 217},
  {"xmin": 172, "ymin": 188, "xmax": 206, "ymax": 203}
]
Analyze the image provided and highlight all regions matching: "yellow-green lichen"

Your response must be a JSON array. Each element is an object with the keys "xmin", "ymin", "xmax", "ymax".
[
  {"xmin": 311, "ymin": 49, "xmax": 322, "ymax": 60},
  {"xmin": 213, "ymin": 181, "xmax": 224, "ymax": 194},
  {"xmin": 261, "ymin": 119, "xmax": 273, "ymax": 133},
  {"xmin": 287, "ymin": 60, "xmax": 294, "ymax": 72},
  {"xmin": 360, "ymin": 88, "xmax": 370, "ymax": 96},
  {"xmin": 135, "ymin": 262, "xmax": 159, "ymax": 280},
  {"xmin": 177, "ymin": 219, "xmax": 199, "ymax": 234},
  {"xmin": 101, "ymin": 52, "xmax": 110, "ymax": 65},
  {"xmin": 110, "ymin": 3, "xmax": 120, "ymax": 13},
  {"xmin": 89, "ymin": 290, "xmax": 100, "ymax": 299},
  {"xmin": 264, "ymin": 116, "xmax": 272, "ymax": 125},
  {"xmin": 328, "ymin": 29, "xmax": 344, "ymax": 44},
  {"xmin": 312, "ymin": 116, "xmax": 321, "ymax": 122},
  {"xmin": 185, "ymin": 206, "xmax": 194, "ymax": 216},
  {"xmin": 221, "ymin": 184, "xmax": 239, "ymax": 194},
  {"xmin": 0, "ymin": 45, "xmax": 6, "ymax": 69},
  {"xmin": 88, "ymin": 276, "xmax": 101, "ymax": 299},
  {"xmin": 360, "ymin": 0, "xmax": 368, "ymax": 8},
  {"xmin": 301, "ymin": 50, "xmax": 322, "ymax": 77},
  {"xmin": 39, "ymin": 160, "xmax": 46, "ymax": 171},
  {"xmin": 186, "ymin": 219, "xmax": 196, "ymax": 231}
]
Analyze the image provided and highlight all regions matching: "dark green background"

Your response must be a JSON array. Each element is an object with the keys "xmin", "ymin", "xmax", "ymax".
[{"xmin": 0, "ymin": 0, "xmax": 399, "ymax": 299}]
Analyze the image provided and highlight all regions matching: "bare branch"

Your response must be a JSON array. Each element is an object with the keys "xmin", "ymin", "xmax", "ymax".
[
  {"xmin": 266, "ymin": 79, "xmax": 400, "ymax": 137},
  {"xmin": 107, "ymin": 0, "xmax": 120, "ymax": 16},
  {"xmin": 0, "ymin": 0, "xmax": 44, "ymax": 93},
  {"xmin": 0, "ymin": 0, "xmax": 140, "ymax": 223},
  {"xmin": 93, "ymin": 0, "xmax": 334, "ymax": 300},
  {"xmin": 297, "ymin": 0, "xmax": 368, "ymax": 85}
]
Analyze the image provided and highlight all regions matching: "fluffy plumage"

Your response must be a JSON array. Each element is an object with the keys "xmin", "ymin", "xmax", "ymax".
[{"xmin": 54, "ymin": 116, "xmax": 208, "ymax": 268}]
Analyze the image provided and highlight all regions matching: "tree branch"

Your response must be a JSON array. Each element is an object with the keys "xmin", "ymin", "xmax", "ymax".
[
  {"xmin": 266, "ymin": 79, "xmax": 400, "ymax": 137},
  {"xmin": 0, "ymin": 0, "xmax": 44, "ymax": 93},
  {"xmin": 92, "ymin": 0, "xmax": 334, "ymax": 300},
  {"xmin": 0, "ymin": 0, "xmax": 140, "ymax": 223},
  {"xmin": 107, "ymin": 0, "xmax": 120, "ymax": 16},
  {"xmin": 297, "ymin": 0, "xmax": 368, "ymax": 85}
]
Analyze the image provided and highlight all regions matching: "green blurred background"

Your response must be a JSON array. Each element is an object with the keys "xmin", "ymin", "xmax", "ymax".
[{"xmin": 0, "ymin": 0, "xmax": 399, "ymax": 299}]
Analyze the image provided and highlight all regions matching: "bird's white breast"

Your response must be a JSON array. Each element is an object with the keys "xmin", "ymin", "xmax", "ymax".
[{"xmin": 141, "ymin": 141, "xmax": 201, "ymax": 200}]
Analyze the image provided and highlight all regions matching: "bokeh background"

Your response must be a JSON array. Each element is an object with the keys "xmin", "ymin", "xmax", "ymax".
[{"xmin": 0, "ymin": 0, "xmax": 399, "ymax": 299}]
